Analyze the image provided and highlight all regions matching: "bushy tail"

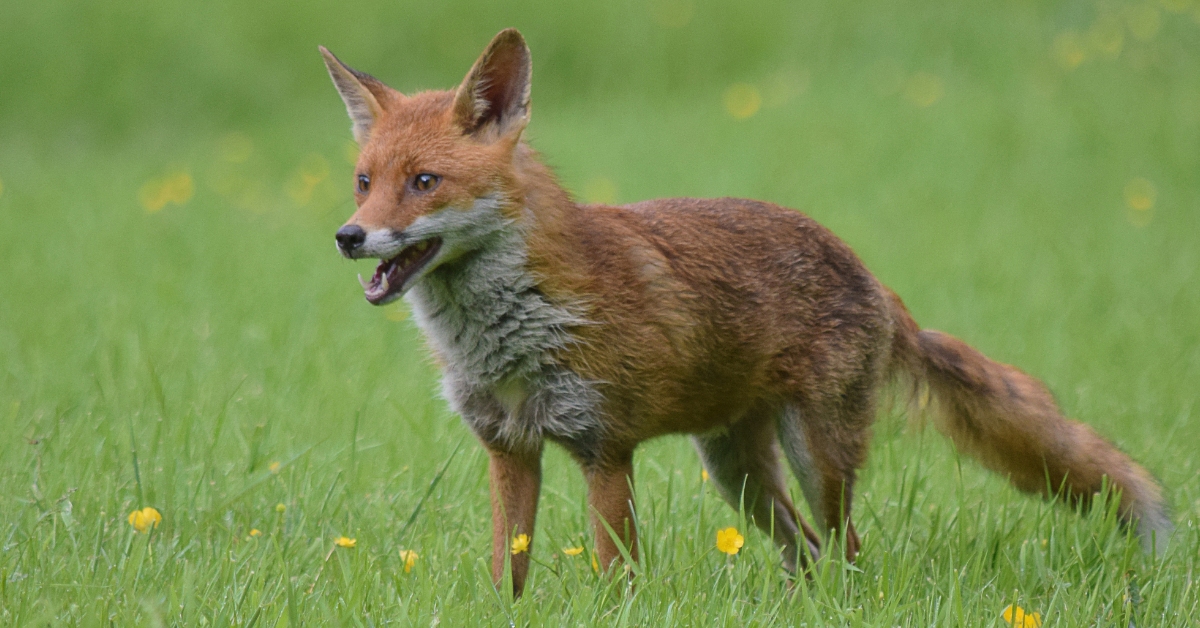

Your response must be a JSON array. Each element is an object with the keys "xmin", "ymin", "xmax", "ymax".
[{"xmin": 887, "ymin": 293, "xmax": 1170, "ymax": 552}]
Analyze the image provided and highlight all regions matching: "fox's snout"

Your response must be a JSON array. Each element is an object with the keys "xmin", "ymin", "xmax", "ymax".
[{"xmin": 335, "ymin": 224, "xmax": 367, "ymax": 257}]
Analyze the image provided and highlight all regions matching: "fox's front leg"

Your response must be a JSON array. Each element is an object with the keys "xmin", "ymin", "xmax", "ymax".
[
  {"xmin": 586, "ymin": 453, "xmax": 638, "ymax": 573},
  {"xmin": 488, "ymin": 447, "xmax": 542, "ymax": 597}
]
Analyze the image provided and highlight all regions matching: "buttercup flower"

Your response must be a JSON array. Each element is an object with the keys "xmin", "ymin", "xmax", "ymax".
[
  {"xmin": 1001, "ymin": 604, "xmax": 1042, "ymax": 628},
  {"xmin": 249, "ymin": 529, "xmax": 262, "ymax": 537},
  {"xmin": 716, "ymin": 527, "xmax": 744, "ymax": 555},
  {"xmin": 275, "ymin": 503, "xmax": 286, "ymax": 513},
  {"xmin": 511, "ymin": 534, "xmax": 530, "ymax": 555},
  {"xmin": 335, "ymin": 536, "xmax": 356, "ymax": 548},
  {"xmin": 139, "ymin": 171, "xmax": 194, "ymax": 212},
  {"xmin": 268, "ymin": 461, "xmax": 281, "ymax": 473},
  {"xmin": 701, "ymin": 469, "xmax": 709, "ymax": 482},
  {"xmin": 399, "ymin": 549, "xmax": 418, "ymax": 573},
  {"xmin": 563, "ymin": 546, "xmax": 584, "ymax": 556},
  {"xmin": 128, "ymin": 507, "xmax": 162, "ymax": 533}
]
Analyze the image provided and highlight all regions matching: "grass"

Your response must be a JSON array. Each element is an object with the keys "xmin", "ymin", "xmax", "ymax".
[{"xmin": 1, "ymin": 0, "xmax": 1199, "ymax": 625}]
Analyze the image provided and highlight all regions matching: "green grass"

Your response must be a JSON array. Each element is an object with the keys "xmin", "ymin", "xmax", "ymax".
[{"xmin": 2, "ymin": 0, "xmax": 1199, "ymax": 625}]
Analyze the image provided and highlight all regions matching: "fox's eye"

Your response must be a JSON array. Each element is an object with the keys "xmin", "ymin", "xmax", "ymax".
[
  {"xmin": 357, "ymin": 174, "xmax": 370, "ymax": 194},
  {"xmin": 412, "ymin": 173, "xmax": 441, "ymax": 193}
]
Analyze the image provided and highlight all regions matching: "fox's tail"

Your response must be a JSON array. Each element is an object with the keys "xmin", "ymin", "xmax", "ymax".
[{"xmin": 886, "ymin": 291, "xmax": 1170, "ymax": 551}]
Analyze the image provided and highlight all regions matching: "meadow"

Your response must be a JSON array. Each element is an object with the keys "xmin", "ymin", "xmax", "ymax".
[{"xmin": 1, "ymin": 0, "xmax": 1198, "ymax": 625}]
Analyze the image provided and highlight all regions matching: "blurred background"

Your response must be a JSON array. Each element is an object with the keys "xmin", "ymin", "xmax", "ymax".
[
  {"xmin": 0, "ymin": 0, "xmax": 1198, "ymax": 622},
  {"xmin": 3, "ymin": 0, "xmax": 1196, "ymax": 430}
]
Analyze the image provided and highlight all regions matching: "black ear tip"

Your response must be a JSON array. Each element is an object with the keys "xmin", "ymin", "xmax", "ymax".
[{"xmin": 495, "ymin": 28, "xmax": 527, "ymax": 47}]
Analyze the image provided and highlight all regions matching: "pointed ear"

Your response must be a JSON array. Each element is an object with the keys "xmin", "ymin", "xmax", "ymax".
[
  {"xmin": 452, "ymin": 29, "xmax": 532, "ymax": 141},
  {"xmin": 319, "ymin": 46, "xmax": 390, "ymax": 144}
]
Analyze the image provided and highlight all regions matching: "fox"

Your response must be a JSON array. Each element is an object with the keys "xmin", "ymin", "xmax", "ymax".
[{"xmin": 321, "ymin": 28, "xmax": 1170, "ymax": 596}]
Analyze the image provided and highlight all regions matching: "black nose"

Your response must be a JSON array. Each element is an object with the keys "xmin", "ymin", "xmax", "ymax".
[{"xmin": 336, "ymin": 224, "xmax": 366, "ymax": 253}]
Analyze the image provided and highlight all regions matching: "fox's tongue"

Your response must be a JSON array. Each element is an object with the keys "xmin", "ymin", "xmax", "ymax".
[
  {"xmin": 356, "ymin": 238, "xmax": 442, "ymax": 305},
  {"xmin": 359, "ymin": 259, "xmax": 394, "ymax": 303}
]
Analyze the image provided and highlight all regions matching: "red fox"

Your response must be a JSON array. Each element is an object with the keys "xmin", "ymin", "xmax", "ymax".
[{"xmin": 322, "ymin": 29, "xmax": 1169, "ymax": 595}]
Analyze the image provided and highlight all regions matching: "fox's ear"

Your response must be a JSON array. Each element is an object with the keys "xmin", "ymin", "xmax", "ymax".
[
  {"xmin": 452, "ymin": 29, "xmax": 532, "ymax": 142},
  {"xmin": 320, "ymin": 46, "xmax": 390, "ymax": 145}
]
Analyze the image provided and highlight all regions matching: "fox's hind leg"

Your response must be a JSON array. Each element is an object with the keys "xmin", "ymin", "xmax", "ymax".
[
  {"xmin": 777, "ymin": 396, "xmax": 873, "ymax": 562},
  {"xmin": 694, "ymin": 402, "xmax": 822, "ymax": 571}
]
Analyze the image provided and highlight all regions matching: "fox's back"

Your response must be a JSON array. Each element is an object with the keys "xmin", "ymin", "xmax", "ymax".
[{"xmin": 534, "ymin": 197, "xmax": 896, "ymax": 438}]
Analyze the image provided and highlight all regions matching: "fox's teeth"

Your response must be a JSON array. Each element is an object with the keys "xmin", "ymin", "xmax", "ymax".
[
  {"xmin": 380, "ymin": 273, "xmax": 390, "ymax": 292},
  {"xmin": 358, "ymin": 273, "xmax": 369, "ymax": 290}
]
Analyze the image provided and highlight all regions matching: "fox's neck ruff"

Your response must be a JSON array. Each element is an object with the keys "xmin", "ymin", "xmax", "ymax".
[
  {"xmin": 405, "ymin": 195, "xmax": 604, "ymax": 453},
  {"xmin": 405, "ymin": 197, "xmax": 579, "ymax": 387}
]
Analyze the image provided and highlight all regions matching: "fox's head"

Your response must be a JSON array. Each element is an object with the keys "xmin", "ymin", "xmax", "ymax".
[{"xmin": 322, "ymin": 29, "xmax": 533, "ymax": 305}]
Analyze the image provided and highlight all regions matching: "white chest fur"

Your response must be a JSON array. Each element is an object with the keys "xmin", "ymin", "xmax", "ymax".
[{"xmin": 405, "ymin": 205, "xmax": 604, "ymax": 455}]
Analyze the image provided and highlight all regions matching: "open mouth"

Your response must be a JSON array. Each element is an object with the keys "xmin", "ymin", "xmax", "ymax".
[{"xmin": 359, "ymin": 238, "xmax": 442, "ymax": 304}]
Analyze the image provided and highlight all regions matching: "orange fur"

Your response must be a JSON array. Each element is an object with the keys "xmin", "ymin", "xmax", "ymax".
[{"xmin": 322, "ymin": 29, "xmax": 1170, "ymax": 597}]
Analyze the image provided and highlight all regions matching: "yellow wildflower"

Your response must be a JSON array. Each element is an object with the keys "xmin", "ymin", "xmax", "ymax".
[
  {"xmin": 511, "ymin": 533, "xmax": 530, "ymax": 555},
  {"xmin": 902, "ymin": 72, "xmax": 944, "ymax": 107},
  {"xmin": 249, "ymin": 528, "xmax": 262, "ymax": 537},
  {"xmin": 1001, "ymin": 604, "xmax": 1043, "ymax": 628},
  {"xmin": 582, "ymin": 177, "xmax": 618, "ymax": 204},
  {"xmin": 268, "ymin": 461, "xmax": 281, "ymax": 473},
  {"xmin": 399, "ymin": 549, "xmax": 418, "ymax": 573},
  {"xmin": 385, "ymin": 305, "xmax": 408, "ymax": 322},
  {"xmin": 285, "ymin": 153, "xmax": 330, "ymax": 206},
  {"xmin": 701, "ymin": 468, "xmax": 709, "ymax": 482},
  {"xmin": 127, "ymin": 507, "xmax": 162, "ymax": 533},
  {"xmin": 1053, "ymin": 32, "xmax": 1088, "ymax": 70},
  {"xmin": 591, "ymin": 553, "xmax": 600, "ymax": 573},
  {"xmin": 335, "ymin": 536, "xmax": 356, "ymax": 548},
  {"xmin": 563, "ymin": 546, "xmax": 584, "ymax": 557},
  {"xmin": 649, "ymin": 0, "xmax": 694, "ymax": 29},
  {"xmin": 716, "ymin": 526, "xmax": 745, "ymax": 555},
  {"xmin": 139, "ymin": 171, "xmax": 194, "ymax": 213},
  {"xmin": 1124, "ymin": 177, "xmax": 1156, "ymax": 212},
  {"xmin": 723, "ymin": 83, "xmax": 762, "ymax": 119},
  {"xmin": 275, "ymin": 503, "xmax": 286, "ymax": 513}
]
